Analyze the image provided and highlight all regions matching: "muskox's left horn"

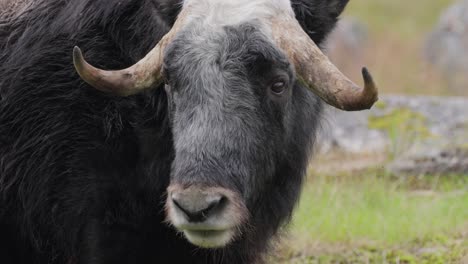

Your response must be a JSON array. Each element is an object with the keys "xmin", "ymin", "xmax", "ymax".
[
  {"xmin": 73, "ymin": 8, "xmax": 190, "ymax": 96},
  {"xmin": 269, "ymin": 16, "xmax": 379, "ymax": 111}
]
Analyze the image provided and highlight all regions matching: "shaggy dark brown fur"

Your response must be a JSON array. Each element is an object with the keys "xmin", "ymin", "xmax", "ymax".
[{"xmin": 0, "ymin": 1, "xmax": 349, "ymax": 263}]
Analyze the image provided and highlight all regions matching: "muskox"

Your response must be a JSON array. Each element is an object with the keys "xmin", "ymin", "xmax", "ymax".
[{"xmin": 0, "ymin": 0, "xmax": 378, "ymax": 263}]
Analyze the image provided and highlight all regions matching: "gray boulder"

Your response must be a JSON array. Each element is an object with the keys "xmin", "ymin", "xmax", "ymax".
[
  {"xmin": 388, "ymin": 148, "xmax": 468, "ymax": 175},
  {"xmin": 425, "ymin": 0, "xmax": 468, "ymax": 94},
  {"xmin": 317, "ymin": 95, "xmax": 468, "ymax": 175}
]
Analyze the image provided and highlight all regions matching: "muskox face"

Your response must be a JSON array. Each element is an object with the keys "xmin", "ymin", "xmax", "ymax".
[
  {"xmin": 163, "ymin": 23, "xmax": 295, "ymax": 248},
  {"xmin": 73, "ymin": 0, "xmax": 378, "ymax": 251}
]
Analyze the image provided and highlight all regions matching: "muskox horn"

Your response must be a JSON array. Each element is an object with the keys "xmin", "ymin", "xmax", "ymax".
[
  {"xmin": 73, "ymin": 8, "xmax": 189, "ymax": 96},
  {"xmin": 269, "ymin": 16, "xmax": 378, "ymax": 111}
]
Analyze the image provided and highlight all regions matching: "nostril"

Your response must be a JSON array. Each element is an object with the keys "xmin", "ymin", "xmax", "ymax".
[
  {"xmin": 171, "ymin": 192, "xmax": 226, "ymax": 223},
  {"xmin": 201, "ymin": 196, "xmax": 224, "ymax": 216}
]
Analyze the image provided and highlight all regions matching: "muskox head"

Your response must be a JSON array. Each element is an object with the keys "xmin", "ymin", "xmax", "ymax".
[{"xmin": 73, "ymin": 0, "xmax": 378, "ymax": 249}]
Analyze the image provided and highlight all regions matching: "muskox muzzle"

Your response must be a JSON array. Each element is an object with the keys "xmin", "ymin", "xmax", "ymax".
[{"xmin": 166, "ymin": 186, "xmax": 248, "ymax": 248}]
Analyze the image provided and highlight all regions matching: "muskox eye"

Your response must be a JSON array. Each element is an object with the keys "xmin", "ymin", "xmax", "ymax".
[{"xmin": 271, "ymin": 81, "xmax": 286, "ymax": 95}]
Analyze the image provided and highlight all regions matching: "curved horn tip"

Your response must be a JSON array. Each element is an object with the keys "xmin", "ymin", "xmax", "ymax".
[
  {"xmin": 361, "ymin": 67, "xmax": 374, "ymax": 85},
  {"xmin": 361, "ymin": 67, "xmax": 379, "ymax": 107},
  {"xmin": 73, "ymin": 46, "xmax": 81, "ymax": 55},
  {"xmin": 73, "ymin": 46, "xmax": 85, "ymax": 70}
]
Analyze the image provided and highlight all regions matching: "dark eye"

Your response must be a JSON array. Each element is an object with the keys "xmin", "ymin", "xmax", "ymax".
[{"xmin": 270, "ymin": 80, "xmax": 287, "ymax": 95}]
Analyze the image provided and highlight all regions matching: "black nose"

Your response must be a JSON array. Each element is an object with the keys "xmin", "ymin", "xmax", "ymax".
[{"xmin": 171, "ymin": 191, "xmax": 225, "ymax": 223}]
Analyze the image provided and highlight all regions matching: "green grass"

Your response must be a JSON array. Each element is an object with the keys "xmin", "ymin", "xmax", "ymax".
[
  {"xmin": 274, "ymin": 170, "xmax": 468, "ymax": 263},
  {"xmin": 276, "ymin": 241, "xmax": 468, "ymax": 264},
  {"xmin": 292, "ymin": 171, "xmax": 467, "ymax": 244}
]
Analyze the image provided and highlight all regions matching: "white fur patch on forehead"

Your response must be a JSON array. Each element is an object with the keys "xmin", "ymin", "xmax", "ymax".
[
  {"xmin": 0, "ymin": 0, "xmax": 36, "ymax": 19},
  {"xmin": 182, "ymin": 0, "xmax": 295, "ymax": 26}
]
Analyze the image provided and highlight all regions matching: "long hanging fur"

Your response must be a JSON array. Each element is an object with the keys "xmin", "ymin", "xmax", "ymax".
[{"xmin": 0, "ymin": 1, "xmax": 349, "ymax": 263}]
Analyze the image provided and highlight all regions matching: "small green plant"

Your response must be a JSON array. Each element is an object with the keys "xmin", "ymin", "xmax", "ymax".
[{"xmin": 368, "ymin": 108, "xmax": 432, "ymax": 161}]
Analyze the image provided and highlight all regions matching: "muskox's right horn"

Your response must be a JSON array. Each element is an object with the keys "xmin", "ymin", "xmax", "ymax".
[
  {"xmin": 73, "ymin": 8, "xmax": 189, "ymax": 96},
  {"xmin": 269, "ymin": 16, "xmax": 379, "ymax": 111}
]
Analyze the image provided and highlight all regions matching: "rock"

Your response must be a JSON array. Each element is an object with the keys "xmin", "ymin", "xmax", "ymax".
[
  {"xmin": 389, "ymin": 148, "xmax": 468, "ymax": 175},
  {"xmin": 317, "ymin": 95, "xmax": 468, "ymax": 175},
  {"xmin": 425, "ymin": 0, "xmax": 468, "ymax": 94},
  {"xmin": 317, "ymin": 109, "xmax": 387, "ymax": 154}
]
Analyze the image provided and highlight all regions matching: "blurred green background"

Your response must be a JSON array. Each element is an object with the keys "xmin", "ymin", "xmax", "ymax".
[
  {"xmin": 341, "ymin": 0, "xmax": 462, "ymax": 96},
  {"xmin": 277, "ymin": 1, "xmax": 468, "ymax": 263}
]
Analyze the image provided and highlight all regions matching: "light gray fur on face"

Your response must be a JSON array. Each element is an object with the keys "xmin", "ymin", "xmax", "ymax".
[
  {"xmin": 164, "ymin": 0, "xmax": 324, "ymax": 249},
  {"xmin": 0, "ymin": 0, "xmax": 35, "ymax": 20},
  {"xmin": 183, "ymin": 0, "xmax": 295, "ymax": 24},
  {"xmin": 164, "ymin": 21, "xmax": 294, "ymax": 247},
  {"xmin": 166, "ymin": 22, "xmax": 276, "ymax": 188},
  {"xmin": 181, "ymin": 0, "xmax": 295, "ymax": 38},
  {"xmin": 166, "ymin": 0, "xmax": 299, "ymax": 171}
]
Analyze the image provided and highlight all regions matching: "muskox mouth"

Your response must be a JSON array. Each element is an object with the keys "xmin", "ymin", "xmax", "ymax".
[
  {"xmin": 182, "ymin": 228, "xmax": 236, "ymax": 248},
  {"xmin": 165, "ymin": 185, "xmax": 248, "ymax": 248}
]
